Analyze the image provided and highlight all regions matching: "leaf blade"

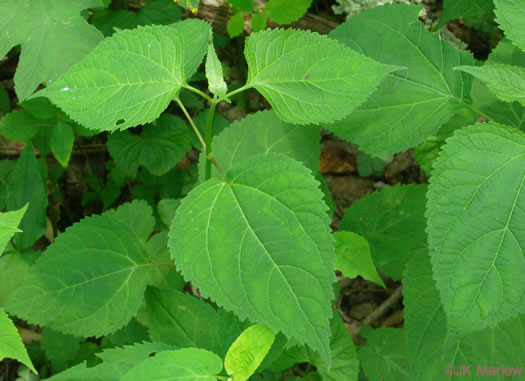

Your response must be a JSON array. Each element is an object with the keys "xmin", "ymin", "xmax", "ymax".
[
  {"xmin": 169, "ymin": 154, "xmax": 335, "ymax": 363},
  {"xmin": 36, "ymin": 21, "xmax": 209, "ymax": 132},
  {"xmin": 427, "ymin": 122, "xmax": 525, "ymax": 335},
  {"xmin": 6, "ymin": 203, "xmax": 153, "ymax": 337},
  {"xmin": 328, "ymin": 3, "xmax": 474, "ymax": 156},
  {"xmin": 244, "ymin": 28, "xmax": 396, "ymax": 125}
]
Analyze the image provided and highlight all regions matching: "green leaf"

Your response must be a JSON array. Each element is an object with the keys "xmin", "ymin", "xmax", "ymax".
[
  {"xmin": 107, "ymin": 113, "xmax": 192, "ymax": 178},
  {"xmin": 41, "ymin": 328, "xmax": 82, "ymax": 373},
  {"xmin": 157, "ymin": 199, "xmax": 182, "ymax": 227},
  {"xmin": 339, "ymin": 185, "xmax": 428, "ymax": 281},
  {"xmin": 198, "ymin": 110, "xmax": 334, "ymax": 215},
  {"xmin": 317, "ymin": 316, "xmax": 358, "ymax": 381},
  {"xmin": 169, "ymin": 154, "xmax": 335, "ymax": 363},
  {"xmin": 244, "ymin": 29, "xmax": 396, "ymax": 125},
  {"xmin": 359, "ymin": 327, "xmax": 411, "ymax": 381},
  {"xmin": 0, "ymin": 251, "xmax": 39, "ymax": 307},
  {"xmin": 121, "ymin": 348, "xmax": 223, "ymax": 381},
  {"xmin": 0, "ymin": 0, "xmax": 104, "ymax": 101},
  {"xmin": 228, "ymin": 11, "xmax": 245, "ymax": 38},
  {"xmin": 205, "ymin": 36, "xmax": 228, "ymax": 99},
  {"xmin": 92, "ymin": 0, "xmax": 182, "ymax": 36},
  {"xmin": 403, "ymin": 245, "xmax": 525, "ymax": 380},
  {"xmin": 200, "ymin": 110, "xmax": 320, "ymax": 179},
  {"xmin": 144, "ymin": 287, "xmax": 244, "ymax": 358},
  {"xmin": 48, "ymin": 342, "xmax": 173, "ymax": 381},
  {"xmin": 229, "ymin": 0, "xmax": 254, "ymax": 12},
  {"xmin": 0, "ymin": 109, "xmax": 50, "ymax": 142},
  {"xmin": 7, "ymin": 143, "xmax": 48, "ymax": 250},
  {"xmin": 106, "ymin": 199, "xmax": 155, "ymax": 242},
  {"xmin": 251, "ymin": 12, "xmax": 267, "ymax": 33},
  {"xmin": 6, "ymin": 202, "xmax": 153, "ymax": 337},
  {"xmin": 328, "ymin": 3, "xmax": 474, "ymax": 156},
  {"xmin": 333, "ymin": 231, "xmax": 386, "ymax": 288},
  {"xmin": 0, "ymin": 309, "xmax": 36, "ymax": 373},
  {"xmin": 281, "ymin": 315, "xmax": 359, "ymax": 381},
  {"xmin": 175, "ymin": 0, "xmax": 199, "ymax": 13},
  {"xmin": 494, "ymin": 0, "xmax": 525, "ymax": 52},
  {"xmin": 50, "ymin": 122, "xmax": 74, "ymax": 167},
  {"xmin": 470, "ymin": 39, "xmax": 525, "ymax": 131},
  {"xmin": 456, "ymin": 64, "xmax": 525, "ymax": 106},
  {"xmin": 427, "ymin": 122, "xmax": 525, "ymax": 336},
  {"xmin": 36, "ymin": 20, "xmax": 210, "ymax": 132},
  {"xmin": 414, "ymin": 107, "xmax": 479, "ymax": 175},
  {"xmin": 0, "ymin": 205, "xmax": 28, "ymax": 256},
  {"xmin": 435, "ymin": 0, "xmax": 495, "ymax": 31},
  {"xmin": 225, "ymin": 325, "xmax": 276, "ymax": 381},
  {"xmin": 146, "ymin": 231, "xmax": 186, "ymax": 290},
  {"xmin": 264, "ymin": 0, "xmax": 312, "ymax": 24}
]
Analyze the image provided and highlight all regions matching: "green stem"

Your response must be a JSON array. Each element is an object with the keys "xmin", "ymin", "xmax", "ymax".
[
  {"xmin": 177, "ymin": 98, "xmax": 226, "ymax": 179},
  {"xmin": 225, "ymin": 85, "xmax": 250, "ymax": 99},
  {"xmin": 205, "ymin": 100, "xmax": 218, "ymax": 180},
  {"xmin": 176, "ymin": 98, "xmax": 206, "ymax": 151},
  {"xmin": 461, "ymin": 101, "xmax": 495, "ymax": 123},
  {"xmin": 183, "ymin": 84, "xmax": 214, "ymax": 103}
]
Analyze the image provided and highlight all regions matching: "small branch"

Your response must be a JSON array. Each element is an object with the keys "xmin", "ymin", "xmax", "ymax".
[
  {"xmin": 348, "ymin": 285, "xmax": 403, "ymax": 338},
  {"xmin": 176, "ymin": 98, "xmax": 207, "ymax": 151},
  {"xmin": 182, "ymin": 84, "xmax": 213, "ymax": 103}
]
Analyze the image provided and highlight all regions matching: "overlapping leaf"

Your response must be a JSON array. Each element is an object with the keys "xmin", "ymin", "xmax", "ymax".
[
  {"xmin": 0, "ymin": 0, "xmax": 104, "ymax": 100},
  {"xmin": 48, "ymin": 342, "xmax": 173, "ymax": 381},
  {"xmin": 333, "ymin": 231, "xmax": 385, "ymax": 288},
  {"xmin": 92, "ymin": 0, "xmax": 182, "ymax": 36},
  {"xmin": 121, "ymin": 348, "xmax": 223, "ymax": 381},
  {"xmin": 0, "ymin": 309, "xmax": 36, "ymax": 373},
  {"xmin": 144, "ymin": 287, "xmax": 244, "ymax": 358},
  {"xmin": 244, "ymin": 29, "xmax": 396, "ymax": 125},
  {"xmin": 225, "ymin": 325, "xmax": 276, "ymax": 381},
  {"xmin": 358, "ymin": 327, "xmax": 411, "ymax": 381},
  {"xmin": 427, "ymin": 123, "xmax": 525, "ymax": 335},
  {"xmin": 6, "ymin": 144, "xmax": 48, "ymax": 250},
  {"xmin": 199, "ymin": 110, "xmax": 320, "ymax": 179},
  {"xmin": 456, "ymin": 64, "xmax": 525, "ymax": 106},
  {"xmin": 199, "ymin": 110, "xmax": 334, "ymax": 213},
  {"xmin": 169, "ymin": 154, "xmax": 335, "ymax": 363},
  {"xmin": 264, "ymin": 0, "xmax": 312, "ymax": 24},
  {"xmin": 107, "ymin": 113, "xmax": 192, "ymax": 178},
  {"xmin": 6, "ymin": 203, "xmax": 153, "ymax": 337},
  {"xmin": 403, "ymin": 249, "xmax": 525, "ymax": 380},
  {"xmin": 0, "ymin": 205, "xmax": 27, "ymax": 256},
  {"xmin": 339, "ymin": 185, "xmax": 428, "ymax": 281},
  {"xmin": 494, "ymin": 0, "xmax": 525, "ymax": 52},
  {"xmin": 35, "ymin": 20, "xmax": 210, "ymax": 132},
  {"xmin": 470, "ymin": 39, "xmax": 525, "ymax": 131},
  {"xmin": 328, "ymin": 3, "xmax": 474, "ymax": 156},
  {"xmin": 436, "ymin": 0, "xmax": 495, "ymax": 31}
]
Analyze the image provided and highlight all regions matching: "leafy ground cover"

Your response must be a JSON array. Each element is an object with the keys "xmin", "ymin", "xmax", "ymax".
[{"xmin": 1, "ymin": 0, "xmax": 524, "ymax": 380}]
